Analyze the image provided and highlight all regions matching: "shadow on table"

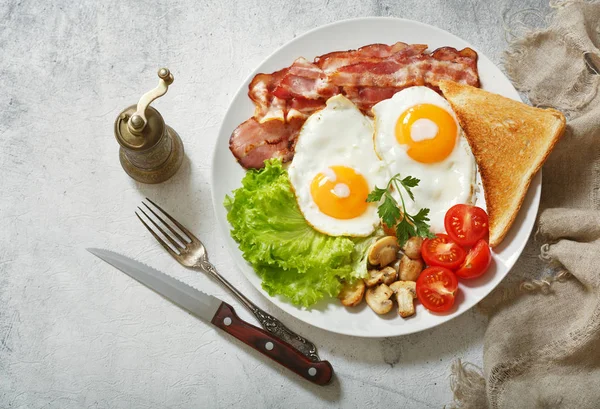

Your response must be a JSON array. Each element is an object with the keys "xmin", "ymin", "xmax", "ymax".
[
  {"xmin": 131, "ymin": 154, "xmax": 206, "ymax": 235},
  {"xmin": 213, "ymin": 329, "xmax": 343, "ymax": 401},
  {"xmin": 228, "ymin": 272, "xmax": 486, "ymax": 375},
  {"xmin": 211, "ymin": 306, "xmax": 484, "ymax": 402},
  {"xmin": 269, "ymin": 303, "xmax": 486, "ymax": 369}
]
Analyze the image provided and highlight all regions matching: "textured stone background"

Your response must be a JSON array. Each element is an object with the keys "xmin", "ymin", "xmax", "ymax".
[{"xmin": 0, "ymin": 1, "xmax": 549, "ymax": 408}]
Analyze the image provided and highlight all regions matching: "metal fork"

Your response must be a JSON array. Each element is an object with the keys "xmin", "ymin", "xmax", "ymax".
[{"xmin": 136, "ymin": 198, "xmax": 321, "ymax": 362}]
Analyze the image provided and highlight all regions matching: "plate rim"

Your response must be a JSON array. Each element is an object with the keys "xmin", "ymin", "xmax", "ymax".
[{"xmin": 210, "ymin": 16, "xmax": 541, "ymax": 338}]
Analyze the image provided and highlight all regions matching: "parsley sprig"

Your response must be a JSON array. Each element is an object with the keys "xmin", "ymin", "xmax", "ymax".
[{"xmin": 366, "ymin": 174, "xmax": 436, "ymax": 247}]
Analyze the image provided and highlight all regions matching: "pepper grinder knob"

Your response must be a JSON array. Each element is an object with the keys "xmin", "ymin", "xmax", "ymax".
[
  {"xmin": 129, "ymin": 114, "xmax": 145, "ymax": 131},
  {"xmin": 158, "ymin": 67, "xmax": 174, "ymax": 83},
  {"xmin": 114, "ymin": 68, "xmax": 184, "ymax": 184},
  {"xmin": 127, "ymin": 68, "xmax": 174, "ymax": 135}
]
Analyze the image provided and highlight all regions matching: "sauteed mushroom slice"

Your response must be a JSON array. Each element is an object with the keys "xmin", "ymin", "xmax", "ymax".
[
  {"xmin": 338, "ymin": 279, "xmax": 366, "ymax": 307},
  {"xmin": 365, "ymin": 283, "xmax": 394, "ymax": 314},
  {"xmin": 402, "ymin": 236, "xmax": 423, "ymax": 260},
  {"xmin": 368, "ymin": 236, "xmax": 400, "ymax": 267},
  {"xmin": 390, "ymin": 281, "xmax": 417, "ymax": 318},
  {"xmin": 365, "ymin": 266, "xmax": 398, "ymax": 287},
  {"xmin": 380, "ymin": 266, "xmax": 398, "ymax": 285},
  {"xmin": 398, "ymin": 255, "xmax": 424, "ymax": 282}
]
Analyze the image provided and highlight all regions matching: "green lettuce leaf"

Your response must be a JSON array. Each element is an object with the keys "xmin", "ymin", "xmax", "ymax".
[{"xmin": 224, "ymin": 159, "xmax": 374, "ymax": 307}]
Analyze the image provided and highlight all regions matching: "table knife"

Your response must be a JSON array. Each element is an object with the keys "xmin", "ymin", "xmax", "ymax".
[{"xmin": 87, "ymin": 248, "xmax": 333, "ymax": 385}]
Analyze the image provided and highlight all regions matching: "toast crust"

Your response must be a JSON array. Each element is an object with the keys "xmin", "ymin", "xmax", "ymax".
[{"xmin": 439, "ymin": 80, "xmax": 566, "ymax": 247}]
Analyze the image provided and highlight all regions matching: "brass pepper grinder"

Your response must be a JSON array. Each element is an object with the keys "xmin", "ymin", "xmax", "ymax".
[{"xmin": 114, "ymin": 68, "xmax": 184, "ymax": 184}]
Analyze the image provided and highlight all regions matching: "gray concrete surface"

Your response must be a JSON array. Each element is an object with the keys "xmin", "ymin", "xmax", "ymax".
[{"xmin": 0, "ymin": 1, "xmax": 550, "ymax": 407}]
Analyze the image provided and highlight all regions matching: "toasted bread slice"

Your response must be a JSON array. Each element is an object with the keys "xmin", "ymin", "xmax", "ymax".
[{"xmin": 439, "ymin": 80, "xmax": 566, "ymax": 247}]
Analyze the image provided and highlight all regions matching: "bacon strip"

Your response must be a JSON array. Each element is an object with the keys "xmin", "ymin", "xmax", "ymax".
[
  {"xmin": 330, "ymin": 47, "xmax": 479, "ymax": 90},
  {"xmin": 342, "ymin": 87, "xmax": 402, "ymax": 113},
  {"xmin": 272, "ymin": 58, "xmax": 339, "ymax": 100},
  {"xmin": 316, "ymin": 42, "xmax": 428, "ymax": 73},
  {"xmin": 229, "ymin": 118, "xmax": 303, "ymax": 169},
  {"xmin": 286, "ymin": 98, "xmax": 327, "ymax": 121},
  {"xmin": 248, "ymin": 69, "xmax": 288, "ymax": 122}
]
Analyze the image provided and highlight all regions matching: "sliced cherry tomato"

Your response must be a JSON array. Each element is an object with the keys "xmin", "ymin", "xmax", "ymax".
[
  {"xmin": 455, "ymin": 239, "xmax": 492, "ymax": 279},
  {"xmin": 416, "ymin": 266, "xmax": 458, "ymax": 312},
  {"xmin": 421, "ymin": 234, "xmax": 466, "ymax": 270},
  {"xmin": 444, "ymin": 204, "xmax": 489, "ymax": 247}
]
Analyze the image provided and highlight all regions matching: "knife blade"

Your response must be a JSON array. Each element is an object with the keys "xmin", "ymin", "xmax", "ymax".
[{"xmin": 87, "ymin": 248, "xmax": 333, "ymax": 385}]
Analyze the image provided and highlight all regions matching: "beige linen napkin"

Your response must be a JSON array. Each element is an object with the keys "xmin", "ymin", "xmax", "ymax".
[{"xmin": 451, "ymin": 1, "xmax": 600, "ymax": 408}]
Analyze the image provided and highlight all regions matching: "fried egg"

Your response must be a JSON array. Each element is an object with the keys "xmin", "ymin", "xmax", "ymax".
[
  {"xmin": 372, "ymin": 86, "xmax": 476, "ymax": 232},
  {"xmin": 289, "ymin": 95, "xmax": 386, "ymax": 236}
]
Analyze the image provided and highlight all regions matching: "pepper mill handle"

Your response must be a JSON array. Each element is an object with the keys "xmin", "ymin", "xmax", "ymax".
[{"xmin": 128, "ymin": 68, "xmax": 174, "ymax": 135}]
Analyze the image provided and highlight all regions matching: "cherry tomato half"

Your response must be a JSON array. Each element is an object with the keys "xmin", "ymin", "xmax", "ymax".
[
  {"xmin": 455, "ymin": 239, "xmax": 492, "ymax": 279},
  {"xmin": 421, "ymin": 234, "xmax": 466, "ymax": 270},
  {"xmin": 416, "ymin": 266, "xmax": 458, "ymax": 312},
  {"xmin": 444, "ymin": 204, "xmax": 489, "ymax": 247}
]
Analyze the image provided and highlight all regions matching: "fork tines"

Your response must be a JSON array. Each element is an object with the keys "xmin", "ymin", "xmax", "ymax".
[{"xmin": 136, "ymin": 198, "xmax": 195, "ymax": 256}]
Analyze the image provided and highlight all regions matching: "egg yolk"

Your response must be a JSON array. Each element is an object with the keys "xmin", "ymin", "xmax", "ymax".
[
  {"xmin": 395, "ymin": 103, "xmax": 458, "ymax": 163},
  {"xmin": 310, "ymin": 166, "xmax": 369, "ymax": 219}
]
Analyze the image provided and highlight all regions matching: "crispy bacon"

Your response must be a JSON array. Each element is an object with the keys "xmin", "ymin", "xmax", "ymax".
[
  {"xmin": 389, "ymin": 44, "xmax": 429, "ymax": 60},
  {"xmin": 316, "ymin": 42, "xmax": 428, "ymax": 73},
  {"xmin": 431, "ymin": 46, "xmax": 478, "ymax": 62},
  {"xmin": 248, "ymin": 69, "xmax": 288, "ymax": 122},
  {"xmin": 231, "ymin": 44, "xmax": 481, "ymax": 169},
  {"xmin": 286, "ymin": 98, "xmax": 327, "ymax": 121},
  {"xmin": 342, "ymin": 86, "xmax": 402, "ymax": 113},
  {"xmin": 229, "ymin": 117, "xmax": 303, "ymax": 169},
  {"xmin": 330, "ymin": 47, "xmax": 479, "ymax": 89},
  {"xmin": 271, "ymin": 58, "xmax": 339, "ymax": 100}
]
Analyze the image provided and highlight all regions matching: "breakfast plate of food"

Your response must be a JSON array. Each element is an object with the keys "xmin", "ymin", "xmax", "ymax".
[{"xmin": 211, "ymin": 17, "xmax": 565, "ymax": 337}]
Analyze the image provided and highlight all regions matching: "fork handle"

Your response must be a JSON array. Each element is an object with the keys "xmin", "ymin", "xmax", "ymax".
[
  {"xmin": 199, "ymin": 261, "xmax": 321, "ymax": 362},
  {"xmin": 250, "ymin": 307, "xmax": 320, "ymax": 362}
]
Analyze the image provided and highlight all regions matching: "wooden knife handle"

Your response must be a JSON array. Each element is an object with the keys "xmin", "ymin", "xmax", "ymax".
[{"xmin": 211, "ymin": 302, "xmax": 333, "ymax": 385}]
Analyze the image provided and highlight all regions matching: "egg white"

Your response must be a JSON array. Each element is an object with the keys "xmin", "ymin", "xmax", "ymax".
[
  {"xmin": 372, "ymin": 86, "xmax": 477, "ymax": 233},
  {"xmin": 288, "ymin": 95, "xmax": 387, "ymax": 237}
]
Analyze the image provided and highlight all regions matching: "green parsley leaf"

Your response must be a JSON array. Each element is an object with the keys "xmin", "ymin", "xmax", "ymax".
[
  {"xmin": 377, "ymin": 194, "xmax": 401, "ymax": 229},
  {"xmin": 399, "ymin": 175, "xmax": 420, "ymax": 202},
  {"xmin": 366, "ymin": 173, "xmax": 434, "ymax": 247},
  {"xmin": 366, "ymin": 186, "xmax": 387, "ymax": 203},
  {"xmin": 401, "ymin": 175, "xmax": 420, "ymax": 188},
  {"xmin": 411, "ymin": 208, "xmax": 436, "ymax": 239},
  {"xmin": 396, "ymin": 218, "xmax": 416, "ymax": 248},
  {"xmin": 412, "ymin": 207, "xmax": 431, "ymax": 224}
]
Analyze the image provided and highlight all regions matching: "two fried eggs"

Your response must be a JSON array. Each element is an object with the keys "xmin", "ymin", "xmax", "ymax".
[{"xmin": 288, "ymin": 87, "xmax": 476, "ymax": 237}]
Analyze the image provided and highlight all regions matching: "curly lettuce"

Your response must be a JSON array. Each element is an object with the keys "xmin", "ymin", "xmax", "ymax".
[{"xmin": 224, "ymin": 159, "xmax": 374, "ymax": 307}]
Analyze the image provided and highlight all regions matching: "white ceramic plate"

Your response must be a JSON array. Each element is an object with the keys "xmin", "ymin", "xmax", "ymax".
[{"xmin": 211, "ymin": 17, "xmax": 540, "ymax": 337}]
